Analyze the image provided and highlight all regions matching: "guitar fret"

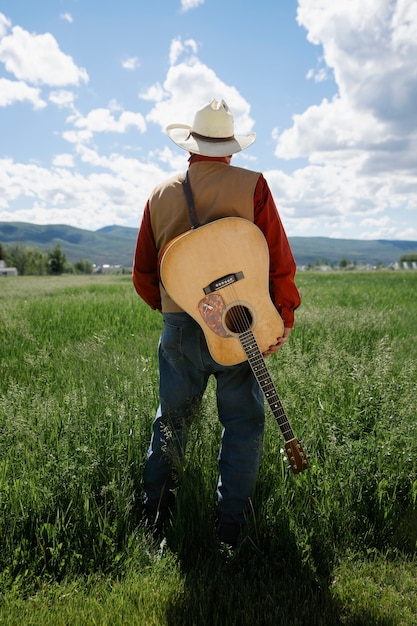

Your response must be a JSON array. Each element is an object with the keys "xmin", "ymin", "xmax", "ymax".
[{"xmin": 239, "ymin": 329, "xmax": 295, "ymax": 441}]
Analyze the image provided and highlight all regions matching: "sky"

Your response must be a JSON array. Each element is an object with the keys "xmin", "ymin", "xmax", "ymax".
[{"xmin": 1, "ymin": 0, "xmax": 417, "ymax": 241}]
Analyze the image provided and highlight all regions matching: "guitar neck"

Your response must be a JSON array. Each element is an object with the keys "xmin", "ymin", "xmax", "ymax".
[{"xmin": 239, "ymin": 330, "xmax": 295, "ymax": 443}]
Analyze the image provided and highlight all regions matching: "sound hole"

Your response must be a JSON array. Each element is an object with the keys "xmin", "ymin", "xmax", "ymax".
[{"xmin": 224, "ymin": 305, "xmax": 253, "ymax": 334}]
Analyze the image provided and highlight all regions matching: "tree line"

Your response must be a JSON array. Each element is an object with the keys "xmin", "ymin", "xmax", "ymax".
[{"xmin": 0, "ymin": 242, "xmax": 94, "ymax": 275}]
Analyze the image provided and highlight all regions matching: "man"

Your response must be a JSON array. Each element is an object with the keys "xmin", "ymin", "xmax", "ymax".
[{"xmin": 132, "ymin": 99, "xmax": 300, "ymax": 547}]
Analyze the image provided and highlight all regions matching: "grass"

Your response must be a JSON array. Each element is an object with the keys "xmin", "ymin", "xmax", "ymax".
[{"xmin": 0, "ymin": 271, "xmax": 416, "ymax": 625}]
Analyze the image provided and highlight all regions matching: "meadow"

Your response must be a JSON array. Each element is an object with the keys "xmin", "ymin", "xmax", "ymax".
[{"xmin": 0, "ymin": 271, "xmax": 416, "ymax": 625}]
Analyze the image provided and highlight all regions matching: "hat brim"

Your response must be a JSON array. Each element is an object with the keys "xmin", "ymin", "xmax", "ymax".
[{"xmin": 166, "ymin": 124, "xmax": 256, "ymax": 157}]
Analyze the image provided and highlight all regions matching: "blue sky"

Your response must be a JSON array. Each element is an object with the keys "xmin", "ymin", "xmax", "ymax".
[{"xmin": 1, "ymin": 0, "xmax": 416, "ymax": 241}]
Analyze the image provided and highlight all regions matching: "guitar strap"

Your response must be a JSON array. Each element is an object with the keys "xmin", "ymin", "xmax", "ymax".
[{"xmin": 182, "ymin": 171, "xmax": 201, "ymax": 229}]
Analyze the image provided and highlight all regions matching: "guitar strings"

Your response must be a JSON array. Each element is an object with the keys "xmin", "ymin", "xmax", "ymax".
[
  {"xmin": 221, "ymin": 283, "xmax": 252, "ymax": 335},
  {"xmin": 222, "ymin": 283, "xmax": 296, "ymax": 438},
  {"xmin": 219, "ymin": 283, "xmax": 306, "ymax": 469}
]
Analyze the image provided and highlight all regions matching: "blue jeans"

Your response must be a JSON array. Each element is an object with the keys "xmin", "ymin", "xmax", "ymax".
[{"xmin": 143, "ymin": 312, "xmax": 265, "ymax": 527}]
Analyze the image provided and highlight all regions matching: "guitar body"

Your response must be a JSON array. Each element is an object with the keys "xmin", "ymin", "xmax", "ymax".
[{"xmin": 160, "ymin": 217, "xmax": 284, "ymax": 366}]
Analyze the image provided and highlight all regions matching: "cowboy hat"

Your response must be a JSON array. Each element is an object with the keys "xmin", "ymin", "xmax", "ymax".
[{"xmin": 166, "ymin": 99, "xmax": 256, "ymax": 157}]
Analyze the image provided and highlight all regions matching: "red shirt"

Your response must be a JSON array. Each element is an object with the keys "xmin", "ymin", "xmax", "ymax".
[{"xmin": 133, "ymin": 155, "xmax": 300, "ymax": 327}]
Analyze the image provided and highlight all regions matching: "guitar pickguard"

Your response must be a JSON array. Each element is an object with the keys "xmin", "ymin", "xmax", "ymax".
[{"xmin": 198, "ymin": 293, "xmax": 231, "ymax": 338}]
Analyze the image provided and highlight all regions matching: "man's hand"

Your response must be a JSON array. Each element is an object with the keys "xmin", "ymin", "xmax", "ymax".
[{"xmin": 263, "ymin": 327, "xmax": 292, "ymax": 357}]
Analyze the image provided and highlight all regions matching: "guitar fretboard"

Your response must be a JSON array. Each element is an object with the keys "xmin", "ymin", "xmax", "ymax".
[{"xmin": 239, "ymin": 329, "xmax": 295, "ymax": 442}]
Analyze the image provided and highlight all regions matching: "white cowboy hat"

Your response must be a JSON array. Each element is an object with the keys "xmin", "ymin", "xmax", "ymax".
[{"xmin": 166, "ymin": 99, "xmax": 256, "ymax": 157}]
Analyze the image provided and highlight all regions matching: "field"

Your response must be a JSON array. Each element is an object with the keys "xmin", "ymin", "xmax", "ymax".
[{"xmin": 0, "ymin": 272, "xmax": 416, "ymax": 625}]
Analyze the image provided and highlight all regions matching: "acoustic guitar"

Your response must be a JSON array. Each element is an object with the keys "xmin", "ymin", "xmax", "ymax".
[{"xmin": 160, "ymin": 217, "xmax": 308, "ymax": 474}]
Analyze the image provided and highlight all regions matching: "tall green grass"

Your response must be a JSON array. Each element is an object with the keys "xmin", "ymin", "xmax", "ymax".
[{"xmin": 0, "ymin": 272, "xmax": 416, "ymax": 625}]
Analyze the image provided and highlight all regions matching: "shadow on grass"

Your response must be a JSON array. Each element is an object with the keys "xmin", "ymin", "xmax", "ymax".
[
  {"xmin": 157, "ymin": 479, "xmax": 400, "ymax": 626},
  {"xmin": 159, "ymin": 495, "xmax": 337, "ymax": 626}
]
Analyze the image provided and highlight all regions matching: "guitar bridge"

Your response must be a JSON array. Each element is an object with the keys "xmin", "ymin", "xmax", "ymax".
[{"xmin": 203, "ymin": 271, "xmax": 244, "ymax": 294}]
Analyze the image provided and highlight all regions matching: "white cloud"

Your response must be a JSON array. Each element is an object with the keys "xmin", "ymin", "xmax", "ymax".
[
  {"xmin": 359, "ymin": 219, "xmax": 402, "ymax": 240},
  {"xmin": 49, "ymin": 89, "xmax": 76, "ymax": 108},
  {"xmin": 294, "ymin": 0, "xmax": 417, "ymax": 145},
  {"xmin": 0, "ymin": 12, "xmax": 11, "ymax": 37},
  {"xmin": 139, "ymin": 82, "xmax": 166, "ymax": 102},
  {"xmin": 306, "ymin": 67, "xmax": 329, "ymax": 83},
  {"xmin": 150, "ymin": 146, "xmax": 188, "ymax": 171},
  {"xmin": 145, "ymin": 39, "xmax": 255, "ymax": 137},
  {"xmin": 265, "ymin": 155, "xmax": 417, "ymax": 241},
  {"xmin": 180, "ymin": 0, "xmax": 205, "ymax": 12},
  {"xmin": 52, "ymin": 154, "xmax": 74, "ymax": 168},
  {"xmin": 0, "ymin": 155, "xmax": 170, "ymax": 230},
  {"xmin": 65, "ymin": 108, "xmax": 147, "ymax": 145},
  {"xmin": 169, "ymin": 38, "xmax": 185, "ymax": 66},
  {"xmin": 122, "ymin": 56, "xmax": 139, "ymax": 70},
  {"xmin": 0, "ymin": 77, "xmax": 46, "ymax": 109},
  {"xmin": 169, "ymin": 37, "xmax": 198, "ymax": 65},
  {"xmin": 361, "ymin": 215, "xmax": 390, "ymax": 229},
  {"xmin": 60, "ymin": 13, "xmax": 73, "ymax": 24},
  {"xmin": 61, "ymin": 104, "xmax": 147, "ymax": 145},
  {"xmin": 62, "ymin": 129, "xmax": 92, "ymax": 145},
  {"xmin": 275, "ymin": 96, "xmax": 385, "ymax": 163},
  {"xmin": 0, "ymin": 24, "xmax": 88, "ymax": 86},
  {"xmin": 268, "ymin": 0, "xmax": 417, "ymax": 238}
]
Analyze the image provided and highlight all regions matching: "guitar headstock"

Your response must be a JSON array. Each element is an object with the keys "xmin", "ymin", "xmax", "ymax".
[{"xmin": 285, "ymin": 439, "xmax": 308, "ymax": 474}]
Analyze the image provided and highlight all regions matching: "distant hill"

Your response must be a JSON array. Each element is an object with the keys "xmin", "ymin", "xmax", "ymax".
[
  {"xmin": 0, "ymin": 222, "xmax": 137, "ymax": 267},
  {"xmin": 1, "ymin": 221, "xmax": 417, "ymax": 267}
]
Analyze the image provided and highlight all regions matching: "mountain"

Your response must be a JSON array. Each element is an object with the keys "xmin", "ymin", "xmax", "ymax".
[
  {"xmin": 1, "ymin": 221, "xmax": 417, "ymax": 267},
  {"xmin": 0, "ymin": 222, "xmax": 137, "ymax": 267}
]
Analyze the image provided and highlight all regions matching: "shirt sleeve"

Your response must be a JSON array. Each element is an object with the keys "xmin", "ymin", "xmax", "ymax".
[
  {"xmin": 132, "ymin": 202, "xmax": 162, "ymax": 311},
  {"xmin": 253, "ymin": 175, "xmax": 301, "ymax": 327}
]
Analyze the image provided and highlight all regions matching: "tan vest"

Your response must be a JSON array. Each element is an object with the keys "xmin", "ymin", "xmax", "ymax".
[{"xmin": 149, "ymin": 161, "xmax": 260, "ymax": 312}]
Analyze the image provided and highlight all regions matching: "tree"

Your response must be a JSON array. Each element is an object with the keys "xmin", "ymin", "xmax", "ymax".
[
  {"xmin": 5, "ymin": 245, "xmax": 49, "ymax": 275},
  {"xmin": 25, "ymin": 247, "xmax": 48, "ymax": 275},
  {"xmin": 74, "ymin": 258, "xmax": 94, "ymax": 274},
  {"xmin": 5, "ymin": 244, "xmax": 28, "ymax": 275},
  {"xmin": 399, "ymin": 253, "xmax": 417, "ymax": 263},
  {"xmin": 47, "ymin": 244, "xmax": 67, "ymax": 275}
]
